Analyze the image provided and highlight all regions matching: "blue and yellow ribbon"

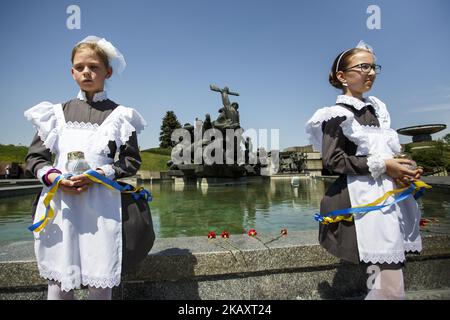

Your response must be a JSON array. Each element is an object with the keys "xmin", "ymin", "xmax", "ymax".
[
  {"xmin": 314, "ymin": 180, "xmax": 432, "ymax": 225},
  {"xmin": 29, "ymin": 169, "xmax": 152, "ymax": 233},
  {"xmin": 28, "ymin": 174, "xmax": 65, "ymax": 233}
]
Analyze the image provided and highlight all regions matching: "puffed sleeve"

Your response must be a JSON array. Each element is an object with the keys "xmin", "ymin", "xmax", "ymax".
[
  {"xmin": 24, "ymin": 102, "xmax": 59, "ymax": 183},
  {"xmin": 24, "ymin": 101, "xmax": 59, "ymax": 153},
  {"xmin": 96, "ymin": 106, "xmax": 146, "ymax": 180},
  {"xmin": 321, "ymin": 116, "xmax": 370, "ymax": 175}
]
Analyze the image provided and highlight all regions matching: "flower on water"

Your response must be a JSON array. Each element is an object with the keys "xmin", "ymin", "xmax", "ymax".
[{"xmin": 208, "ymin": 231, "xmax": 216, "ymax": 239}]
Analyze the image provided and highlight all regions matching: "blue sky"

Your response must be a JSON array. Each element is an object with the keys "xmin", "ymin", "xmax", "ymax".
[{"xmin": 1, "ymin": 0, "xmax": 449, "ymax": 150}]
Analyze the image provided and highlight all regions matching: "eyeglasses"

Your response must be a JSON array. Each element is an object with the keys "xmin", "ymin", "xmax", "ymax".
[{"xmin": 344, "ymin": 63, "xmax": 381, "ymax": 74}]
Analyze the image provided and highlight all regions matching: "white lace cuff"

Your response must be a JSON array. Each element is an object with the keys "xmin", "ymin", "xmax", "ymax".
[
  {"xmin": 97, "ymin": 164, "xmax": 116, "ymax": 180},
  {"xmin": 367, "ymin": 154, "xmax": 387, "ymax": 179}
]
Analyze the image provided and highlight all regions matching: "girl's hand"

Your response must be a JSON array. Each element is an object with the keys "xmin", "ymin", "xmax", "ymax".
[
  {"xmin": 47, "ymin": 172, "xmax": 86, "ymax": 194},
  {"xmin": 413, "ymin": 166, "xmax": 424, "ymax": 180},
  {"xmin": 69, "ymin": 169, "xmax": 105, "ymax": 193},
  {"xmin": 47, "ymin": 169, "xmax": 105, "ymax": 194},
  {"xmin": 384, "ymin": 159, "xmax": 422, "ymax": 184},
  {"xmin": 69, "ymin": 174, "xmax": 93, "ymax": 193},
  {"xmin": 60, "ymin": 179, "xmax": 87, "ymax": 194}
]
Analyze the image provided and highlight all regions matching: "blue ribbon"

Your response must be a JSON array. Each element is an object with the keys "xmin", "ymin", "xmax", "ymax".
[
  {"xmin": 314, "ymin": 183, "xmax": 418, "ymax": 223},
  {"xmin": 84, "ymin": 169, "xmax": 153, "ymax": 202},
  {"xmin": 29, "ymin": 170, "xmax": 152, "ymax": 232},
  {"xmin": 132, "ymin": 189, "xmax": 153, "ymax": 202}
]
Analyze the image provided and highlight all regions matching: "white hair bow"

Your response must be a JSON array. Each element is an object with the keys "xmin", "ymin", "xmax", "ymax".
[
  {"xmin": 78, "ymin": 35, "xmax": 127, "ymax": 75},
  {"xmin": 355, "ymin": 40, "xmax": 374, "ymax": 53}
]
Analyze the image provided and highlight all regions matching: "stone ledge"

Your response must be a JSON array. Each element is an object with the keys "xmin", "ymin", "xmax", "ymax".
[{"xmin": 0, "ymin": 231, "xmax": 449, "ymax": 299}]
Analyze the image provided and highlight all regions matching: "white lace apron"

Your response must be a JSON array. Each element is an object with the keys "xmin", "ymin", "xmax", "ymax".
[
  {"xmin": 347, "ymin": 124, "xmax": 422, "ymax": 264},
  {"xmin": 306, "ymin": 96, "xmax": 422, "ymax": 264},
  {"xmin": 25, "ymin": 102, "xmax": 146, "ymax": 291}
]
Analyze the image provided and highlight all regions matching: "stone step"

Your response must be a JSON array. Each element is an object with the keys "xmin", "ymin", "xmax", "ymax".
[
  {"xmin": 406, "ymin": 288, "xmax": 450, "ymax": 300},
  {"xmin": 344, "ymin": 288, "xmax": 450, "ymax": 300},
  {"xmin": 0, "ymin": 185, "xmax": 42, "ymax": 198},
  {"xmin": 0, "ymin": 233, "xmax": 449, "ymax": 300}
]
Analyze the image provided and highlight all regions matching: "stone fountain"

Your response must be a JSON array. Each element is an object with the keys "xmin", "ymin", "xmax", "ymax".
[{"xmin": 397, "ymin": 124, "xmax": 446, "ymax": 143}]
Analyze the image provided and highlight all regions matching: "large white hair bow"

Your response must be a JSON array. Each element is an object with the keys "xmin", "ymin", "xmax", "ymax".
[{"xmin": 78, "ymin": 35, "xmax": 127, "ymax": 75}]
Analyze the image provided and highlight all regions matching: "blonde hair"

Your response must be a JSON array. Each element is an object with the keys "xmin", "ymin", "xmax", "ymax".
[{"xmin": 71, "ymin": 42, "xmax": 110, "ymax": 69}]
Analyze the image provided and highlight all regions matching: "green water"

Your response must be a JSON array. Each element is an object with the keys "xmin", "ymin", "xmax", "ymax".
[{"xmin": 0, "ymin": 178, "xmax": 449, "ymax": 243}]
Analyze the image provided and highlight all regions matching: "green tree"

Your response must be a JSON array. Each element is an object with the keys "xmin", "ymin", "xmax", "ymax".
[
  {"xmin": 412, "ymin": 149, "xmax": 445, "ymax": 169},
  {"xmin": 443, "ymin": 133, "xmax": 450, "ymax": 144},
  {"xmin": 435, "ymin": 139, "xmax": 445, "ymax": 156},
  {"xmin": 159, "ymin": 111, "xmax": 181, "ymax": 148},
  {"xmin": 404, "ymin": 143, "xmax": 412, "ymax": 153}
]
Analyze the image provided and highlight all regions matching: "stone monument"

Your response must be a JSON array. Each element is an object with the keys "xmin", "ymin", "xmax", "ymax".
[{"xmin": 167, "ymin": 85, "xmax": 266, "ymax": 183}]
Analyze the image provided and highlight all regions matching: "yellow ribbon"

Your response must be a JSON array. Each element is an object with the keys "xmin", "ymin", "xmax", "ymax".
[
  {"xmin": 31, "ymin": 170, "xmax": 151, "ymax": 233},
  {"xmin": 31, "ymin": 176, "xmax": 63, "ymax": 233},
  {"xmin": 320, "ymin": 180, "xmax": 432, "ymax": 225}
]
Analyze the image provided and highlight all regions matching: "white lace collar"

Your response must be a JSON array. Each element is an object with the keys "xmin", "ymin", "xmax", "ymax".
[
  {"xmin": 336, "ymin": 95, "xmax": 372, "ymax": 110},
  {"xmin": 77, "ymin": 90, "xmax": 108, "ymax": 102}
]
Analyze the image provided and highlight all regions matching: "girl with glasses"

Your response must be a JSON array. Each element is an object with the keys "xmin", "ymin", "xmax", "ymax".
[{"xmin": 306, "ymin": 41, "xmax": 423, "ymax": 299}]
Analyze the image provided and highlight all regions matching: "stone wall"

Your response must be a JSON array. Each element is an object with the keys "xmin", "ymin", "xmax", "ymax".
[{"xmin": 0, "ymin": 231, "xmax": 449, "ymax": 300}]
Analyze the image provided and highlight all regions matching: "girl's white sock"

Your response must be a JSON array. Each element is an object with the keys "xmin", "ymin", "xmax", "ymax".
[
  {"xmin": 365, "ymin": 268, "xmax": 405, "ymax": 300},
  {"xmin": 47, "ymin": 280, "xmax": 75, "ymax": 300},
  {"xmin": 87, "ymin": 286, "xmax": 112, "ymax": 300}
]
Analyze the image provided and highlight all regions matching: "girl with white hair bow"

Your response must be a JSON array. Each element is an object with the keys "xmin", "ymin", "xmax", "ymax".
[{"xmin": 24, "ymin": 36, "xmax": 147, "ymax": 300}]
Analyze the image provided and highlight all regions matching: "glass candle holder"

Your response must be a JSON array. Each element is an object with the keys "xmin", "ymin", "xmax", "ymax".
[
  {"xmin": 394, "ymin": 153, "xmax": 417, "ymax": 171},
  {"xmin": 66, "ymin": 151, "xmax": 91, "ymax": 175}
]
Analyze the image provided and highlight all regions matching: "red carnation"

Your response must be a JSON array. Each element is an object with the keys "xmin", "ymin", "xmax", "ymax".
[
  {"xmin": 262, "ymin": 228, "xmax": 289, "ymax": 247},
  {"xmin": 420, "ymin": 218, "xmax": 430, "ymax": 227},
  {"xmin": 208, "ymin": 231, "xmax": 216, "ymax": 239},
  {"xmin": 221, "ymin": 231, "xmax": 230, "ymax": 239},
  {"xmin": 248, "ymin": 229, "xmax": 258, "ymax": 237}
]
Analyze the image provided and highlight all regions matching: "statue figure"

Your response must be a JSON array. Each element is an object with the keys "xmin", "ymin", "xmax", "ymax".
[
  {"xmin": 167, "ymin": 84, "xmax": 259, "ymax": 178},
  {"xmin": 210, "ymin": 85, "xmax": 241, "ymax": 130}
]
